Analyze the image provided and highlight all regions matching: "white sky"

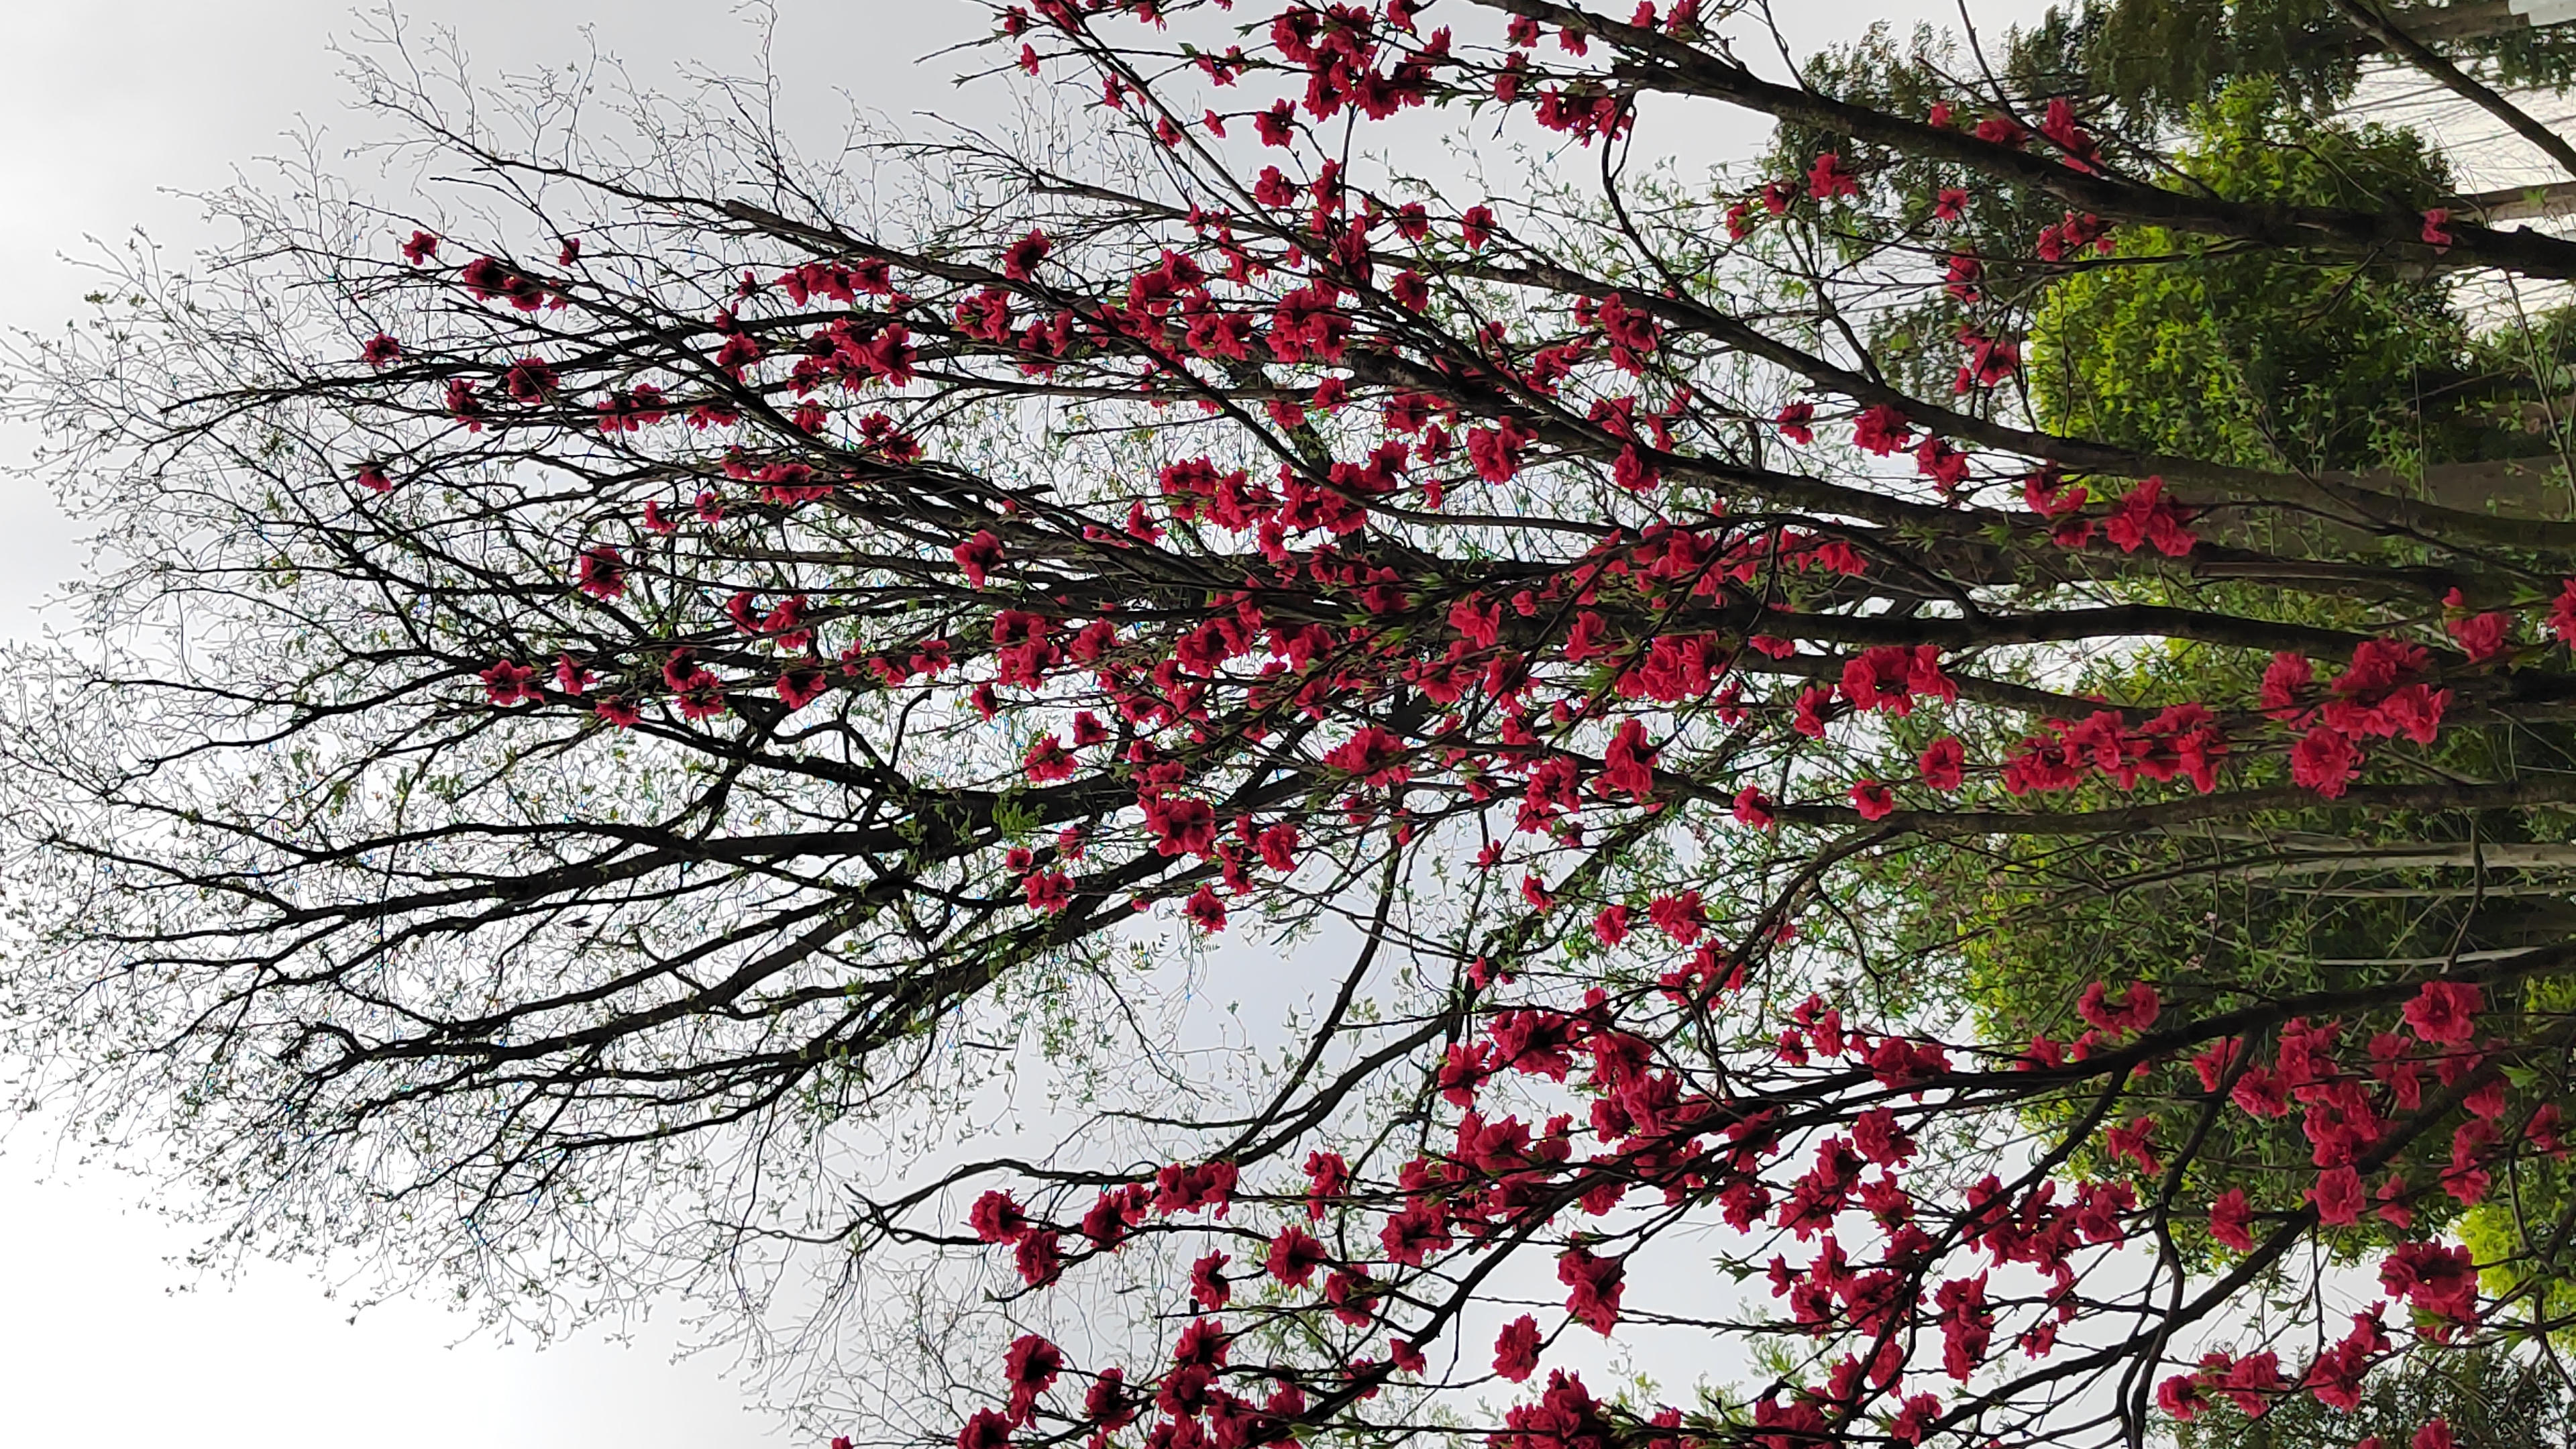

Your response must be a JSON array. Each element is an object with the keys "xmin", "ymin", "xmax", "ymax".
[
  {"xmin": 0, "ymin": 7, "xmax": 987, "ymax": 1446},
  {"xmin": 0, "ymin": 2, "xmax": 2000, "ymax": 1445}
]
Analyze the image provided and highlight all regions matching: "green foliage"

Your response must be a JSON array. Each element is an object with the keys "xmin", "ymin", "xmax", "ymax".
[
  {"xmin": 2027, "ymin": 80, "xmax": 2471, "ymax": 473},
  {"xmin": 2008, "ymin": 0, "xmax": 2576, "ymax": 127},
  {"xmin": 2006, "ymin": 0, "xmax": 2364, "ymax": 124},
  {"xmin": 2458, "ymin": 971, "xmax": 2576, "ymax": 1341}
]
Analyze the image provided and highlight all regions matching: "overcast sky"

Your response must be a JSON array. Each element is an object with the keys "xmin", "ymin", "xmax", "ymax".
[
  {"xmin": 0, "ymin": 9, "xmax": 1000, "ymax": 1446},
  {"xmin": 0, "ymin": 3, "xmax": 1994, "ymax": 1445}
]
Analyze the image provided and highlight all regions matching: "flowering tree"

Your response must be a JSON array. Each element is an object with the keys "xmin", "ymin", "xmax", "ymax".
[{"xmin": 8, "ymin": 3, "xmax": 2576, "ymax": 1448}]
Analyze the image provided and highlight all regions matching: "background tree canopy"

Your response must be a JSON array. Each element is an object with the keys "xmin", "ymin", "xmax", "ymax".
[
  {"xmin": 7, "ymin": 3, "xmax": 2576, "ymax": 1448},
  {"xmin": 2027, "ymin": 77, "xmax": 2470, "ymax": 475}
]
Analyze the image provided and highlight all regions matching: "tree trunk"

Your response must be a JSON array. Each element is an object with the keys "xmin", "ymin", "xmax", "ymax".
[{"xmin": 2454, "ymin": 177, "xmax": 2576, "ymax": 223}]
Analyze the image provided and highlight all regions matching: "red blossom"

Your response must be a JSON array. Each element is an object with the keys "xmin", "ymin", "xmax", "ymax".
[
  {"xmin": 2551, "ymin": 579, "xmax": 2576, "ymax": 646},
  {"xmin": 574, "ymin": 544, "xmax": 627, "ymax": 599},
  {"xmin": 2379, "ymin": 1240, "xmax": 2477, "ymax": 1320},
  {"xmin": 1731, "ymin": 787, "xmax": 1774, "ymax": 828},
  {"xmin": 970, "ymin": 1189, "xmax": 1032, "ymax": 1244},
  {"xmin": 2445, "ymin": 607, "xmax": 2509, "ymax": 662},
  {"xmin": 2103, "ymin": 476, "xmax": 2194, "ymax": 556},
  {"xmin": 1002, "ymin": 229, "xmax": 1051, "ymax": 280},
  {"xmin": 1012, "ymin": 1229, "xmax": 1062, "ymax": 1287},
  {"xmin": 1024, "ymin": 734, "xmax": 1077, "ymax": 783},
  {"xmin": 2310, "ymin": 1165, "xmax": 2364, "ymax": 1226},
  {"xmin": 953, "ymin": 530, "xmax": 1004, "ymax": 587},
  {"xmin": 480, "ymin": 659, "xmax": 539, "ymax": 706},
  {"xmin": 1002, "ymin": 1334, "xmax": 1063, "ymax": 1424},
  {"xmin": 1591, "ymin": 904, "xmax": 1630, "ymax": 947},
  {"xmin": 1805, "ymin": 152, "xmax": 1860, "ymax": 201},
  {"xmin": 2209, "ymin": 1188, "xmax": 2254, "ymax": 1252},
  {"xmin": 1266, "ymin": 1225, "xmax": 1329, "ymax": 1286},
  {"xmin": 1493, "ymin": 1314, "xmax": 1541, "ymax": 1382},
  {"xmin": 1556, "ymin": 1247, "xmax": 1624, "ymax": 1332},
  {"xmin": 1851, "ymin": 403, "xmax": 1913, "ymax": 455},
  {"xmin": 1774, "ymin": 400, "xmax": 1815, "ymax": 444},
  {"xmin": 2402, "ymin": 979, "xmax": 2481, "ymax": 1045},
  {"xmin": 957, "ymin": 1408, "xmax": 1013, "ymax": 1449},
  {"xmin": 2076, "ymin": 980, "xmax": 2158, "ymax": 1034},
  {"xmin": 1022, "ymin": 871, "xmax": 1072, "ymax": 913},
  {"xmin": 2290, "ymin": 726, "xmax": 2359, "ymax": 798}
]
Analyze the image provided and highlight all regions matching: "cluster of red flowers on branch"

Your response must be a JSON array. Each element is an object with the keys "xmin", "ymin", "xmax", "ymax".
[
  {"xmin": 930, "ymin": 963, "xmax": 2565, "ymax": 1449},
  {"xmin": 22, "ymin": 3, "xmax": 2576, "ymax": 1448}
]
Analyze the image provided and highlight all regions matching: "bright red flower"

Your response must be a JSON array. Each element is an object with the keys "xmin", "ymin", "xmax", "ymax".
[
  {"xmin": 1001, "ymin": 1334, "xmax": 1062, "ymax": 1424},
  {"xmin": 957, "ymin": 1408, "xmax": 1013, "ymax": 1449},
  {"xmin": 2103, "ymin": 476, "xmax": 2194, "ymax": 557},
  {"xmin": 1647, "ymin": 892, "xmax": 1703, "ymax": 944},
  {"xmin": 574, "ymin": 544, "xmax": 626, "ymax": 599},
  {"xmin": 2290, "ymin": 726, "xmax": 2359, "ymax": 798},
  {"xmin": 1556, "ymin": 1247, "xmax": 1624, "ymax": 1333},
  {"xmin": 969, "ymin": 1188, "xmax": 1031, "ymax": 1243},
  {"xmin": 1188, "ymin": 1250, "xmax": 1231, "ymax": 1309},
  {"xmin": 1592, "ymin": 904, "xmax": 1630, "ymax": 948},
  {"xmin": 1851, "ymin": 403, "xmax": 1913, "ymax": 455},
  {"xmin": 2402, "ymin": 979, "xmax": 2481, "ymax": 1045},
  {"xmin": 952, "ymin": 529, "xmax": 1004, "ymax": 587},
  {"xmin": 1325, "ymin": 724, "xmax": 1409, "ymax": 784},
  {"xmin": 2446, "ymin": 608, "xmax": 2509, "ymax": 662},
  {"xmin": 1022, "ymin": 870, "xmax": 1071, "ymax": 913},
  {"xmin": 480, "ymin": 659, "xmax": 539, "ymax": 706},
  {"xmin": 1774, "ymin": 400, "xmax": 1815, "ymax": 444},
  {"xmin": 2157, "ymin": 1374, "xmax": 2208, "ymax": 1421},
  {"xmin": 1493, "ymin": 1314, "xmax": 1541, "ymax": 1382},
  {"xmin": 1731, "ymin": 786, "xmax": 1774, "ymax": 828},
  {"xmin": 2550, "ymin": 579, "xmax": 2576, "ymax": 645},
  {"xmin": 2076, "ymin": 980, "xmax": 2157, "ymax": 1033},
  {"xmin": 2104, "ymin": 1116, "xmax": 2158, "ymax": 1174},
  {"xmin": 2379, "ymin": 1240, "xmax": 2477, "ymax": 1320},
  {"xmin": 1012, "ymin": 1228, "xmax": 1062, "ymax": 1287},
  {"xmin": 2209, "ymin": 1188, "xmax": 2254, "ymax": 1252},
  {"xmin": 1024, "ymin": 734, "xmax": 1076, "ymax": 782},
  {"xmin": 1002, "ymin": 229, "xmax": 1051, "ymax": 280},
  {"xmin": 2310, "ymin": 1165, "xmax": 2365, "ymax": 1226},
  {"xmin": 1266, "ymin": 1226, "xmax": 1329, "ymax": 1287},
  {"xmin": 1806, "ymin": 151, "xmax": 1860, "ymax": 201}
]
